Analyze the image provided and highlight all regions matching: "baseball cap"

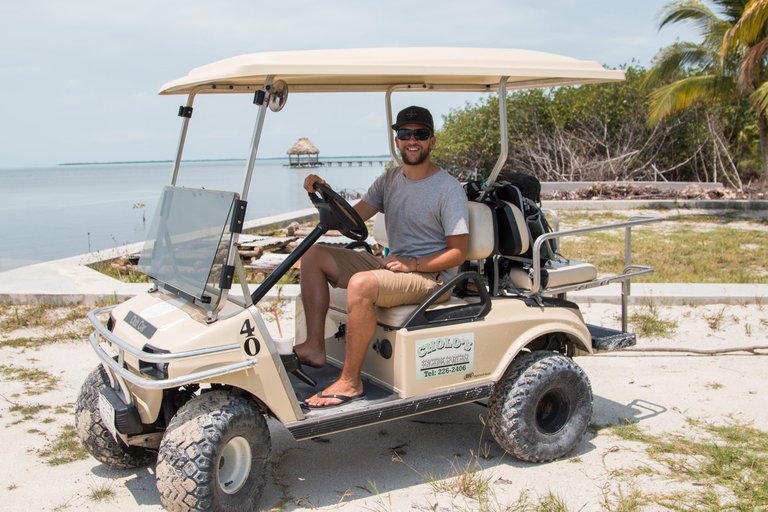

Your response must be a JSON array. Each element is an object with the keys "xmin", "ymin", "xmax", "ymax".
[{"xmin": 392, "ymin": 106, "xmax": 434, "ymax": 131}]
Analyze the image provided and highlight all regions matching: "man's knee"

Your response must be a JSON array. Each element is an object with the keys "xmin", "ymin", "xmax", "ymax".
[
  {"xmin": 347, "ymin": 272, "xmax": 379, "ymax": 306},
  {"xmin": 301, "ymin": 245, "xmax": 337, "ymax": 278},
  {"xmin": 301, "ymin": 245, "xmax": 328, "ymax": 267}
]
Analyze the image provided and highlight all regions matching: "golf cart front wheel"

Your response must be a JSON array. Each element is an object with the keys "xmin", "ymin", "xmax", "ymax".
[
  {"xmin": 74, "ymin": 365, "xmax": 156, "ymax": 469},
  {"xmin": 488, "ymin": 351, "xmax": 592, "ymax": 462},
  {"xmin": 156, "ymin": 390, "xmax": 270, "ymax": 512}
]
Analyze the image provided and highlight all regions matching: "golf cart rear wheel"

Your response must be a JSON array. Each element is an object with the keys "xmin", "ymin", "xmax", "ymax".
[
  {"xmin": 74, "ymin": 365, "xmax": 156, "ymax": 469},
  {"xmin": 156, "ymin": 390, "xmax": 270, "ymax": 512},
  {"xmin": 488, "ymin": 351, "xmax": 592, "ymax": 463}
]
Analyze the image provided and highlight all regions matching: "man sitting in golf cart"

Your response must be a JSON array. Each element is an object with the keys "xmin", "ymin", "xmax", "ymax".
[{"xmin": 296, "ymin": 106, "xmax": 470, "ymax": 408}]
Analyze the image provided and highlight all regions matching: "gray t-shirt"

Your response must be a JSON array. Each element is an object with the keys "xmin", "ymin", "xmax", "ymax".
[{"xmin": 363, "ymin": 167, "xmax": 469, "ymax": 279}]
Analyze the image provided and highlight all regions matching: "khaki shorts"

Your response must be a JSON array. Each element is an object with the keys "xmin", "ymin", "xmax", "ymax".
[{"xmin": 324, "ymin": 246, "xmax": 446, "ymax": 308}]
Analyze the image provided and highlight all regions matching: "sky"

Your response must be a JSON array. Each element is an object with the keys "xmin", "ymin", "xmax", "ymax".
[{"xmin": 0, "ymin": 0, "xmax": 700, "ymax": 168}]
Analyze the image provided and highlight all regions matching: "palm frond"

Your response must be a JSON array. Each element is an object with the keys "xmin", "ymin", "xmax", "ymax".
[
  {"xmin": 738, "ymin": 38, "xmax": 768, "ymax": 88},
  {"xmin": 749, "ymin": 80, "xmax": 768, "ymax": 114},
  {"xmin": 650, "ymin": 42, "xmax": 717, "ymax": 77},
  {"xmin": 722, "ymin": 0, "xmax": 768, "ymax": 55},
  {"xmin": 659, "ymin": 0, "xmax": 722, "ymax": 34},
  {"xmin": 648, "ymin": 74, "xmax": 736, "ymax": 124},
  {"xmin": 715, "ymin": 0, "xmax": 751, "ymax": 22}
]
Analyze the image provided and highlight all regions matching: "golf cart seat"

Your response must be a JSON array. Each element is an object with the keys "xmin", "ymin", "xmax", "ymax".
[
  {"xmin": 328, "ymin": 201, "xmax": 495, "ymax": 328},
  {"xmin": 493, "ymin": 200, "xmax": 597, "ymax": 293}
]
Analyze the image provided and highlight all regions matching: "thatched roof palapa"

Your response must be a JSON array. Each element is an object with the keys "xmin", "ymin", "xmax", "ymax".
[
  {"xmin": 287, "ymin": 137, "xmax": 321, "ymax": 167},
  {"xmin": 287, "ymin": 137, "xmax": 320, "ymax": 155}
]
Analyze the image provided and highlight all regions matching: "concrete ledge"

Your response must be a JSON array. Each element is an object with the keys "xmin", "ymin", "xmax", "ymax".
[
  {"xmin": 540, "ymin": 181, "xmax": 723, "ymax": 193},
  {"xmin": 543, "ymin": 199, "xmax": 768, "ymax": 210},
  {"xmin": 243, "ymin": 207, "xmax": 317, "ymax": 232},
  {"xmin": 569, "ymin": 283, "xmax": 768, "ymax": 306}
]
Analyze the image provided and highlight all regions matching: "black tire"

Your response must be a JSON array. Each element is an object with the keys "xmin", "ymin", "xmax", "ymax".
[
  {"xmin": 156, "ymin": 390, "xmax": 270, "ymax": 512},
  {"xmin": 75, "ymin": 365, "xmax": 156, "ymax": 469},
  {"xmin": 488, "ymin": 351, "xmax": 592, "ymax": 462}
]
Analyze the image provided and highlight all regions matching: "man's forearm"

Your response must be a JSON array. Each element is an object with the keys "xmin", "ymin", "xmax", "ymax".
[{"xmin": 410, "ymin": 247, "xmax": 466, "ymax": 273}]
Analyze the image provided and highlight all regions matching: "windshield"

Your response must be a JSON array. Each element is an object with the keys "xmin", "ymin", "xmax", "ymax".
[{"xmin": 139, "ymin": 186, "xmax": 238, "ymax": 304}]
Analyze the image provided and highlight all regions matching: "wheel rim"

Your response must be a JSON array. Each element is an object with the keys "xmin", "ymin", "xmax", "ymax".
[
  {"xmin": 218, "ymin": 436, "xmax": 252, "ymax": 494},
  {"xmin": 536, "ymin": 389, "xmax": 570, "ymax": 434}
]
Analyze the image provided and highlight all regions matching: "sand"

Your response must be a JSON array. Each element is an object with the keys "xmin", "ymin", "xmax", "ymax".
[{"xmin": 1, "ymin": 301, "xmax": 767, "ymax": 511}]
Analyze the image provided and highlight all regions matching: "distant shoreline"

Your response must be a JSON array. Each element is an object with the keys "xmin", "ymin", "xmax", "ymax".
[{"xmin": 58, "ymin": 155, "xmax": 391, "ymax": 166}]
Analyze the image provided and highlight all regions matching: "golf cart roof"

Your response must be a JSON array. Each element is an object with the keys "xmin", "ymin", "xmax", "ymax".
[{"xmin": 159, "ymin": 47, "xmax": 624, "ymax": 95}]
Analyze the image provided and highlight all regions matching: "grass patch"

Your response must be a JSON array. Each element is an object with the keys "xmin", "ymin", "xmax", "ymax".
[
  {"xmin": 427, "ymin": 455, "xmax": 492, "ymax": 501},
  {"xmin": 8, "ymin": 403, "xmax": 51, "ymax": 423},
  {"xmin": 0, "ymin": 336, "xmax": 50, "ymax": 349},
  {"xmin": 0, "ymin": 304, "xmax": 93, "ymax": 349},
  {"xmin": 610, "ymin": 420, "xmax": 768, "ymax": 510},
  {"xmin": 0, "ymin": 331, "xmax": 89, "ymax": 349},
  {"xmin": 0, "ymin": 364, "xmax": 59, "ymax": 395},
  {"xmin": 38, "ymin": 424, "xmax": 88, "ymax": 466},
  {"xmin": 557, "ymin": 212, "xmax": 768, "ymax": 284},
  {"xmin": 704, "ymin": 306, "xmax": 728, "ymax": 331},
  {"xmin": 0, "ymin": 304, "xmax": 91, "ymax": 333},
  {"xmin": 87, "ymin": 480, "xmax": 116, "ymax": 502},
  {"xmin": 0, "ymin": 304, "xmax": 56, "ymax": 331},
  {"xmin": 534, "ymin": 492, "xmax": 569, "ymax": 512},
  {"xmin": 628, "ymin": 303, "xmax": 678, "ymax": 337},
  {"xmin": 87, "ymin": 258, "xmax": 149, "ymax": 283},
  {"xmin": 600, "ymin": 485, "xmax": 646, "ymax": 512}
]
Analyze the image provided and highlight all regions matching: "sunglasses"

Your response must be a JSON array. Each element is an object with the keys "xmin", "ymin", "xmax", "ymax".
[{"xmin": 396, "ymin": 128, "xmax": 432, "ymax": 141}]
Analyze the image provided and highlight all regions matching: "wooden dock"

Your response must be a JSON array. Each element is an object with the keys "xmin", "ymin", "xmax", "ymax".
[{"xmin": 287, "ymin": 158, "xmax": 389, "ymax": 168}]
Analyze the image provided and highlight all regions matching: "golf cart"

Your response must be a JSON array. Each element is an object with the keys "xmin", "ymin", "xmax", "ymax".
[{"xmin": 75, "ymin": 48, "xmax": 657, "ymax": 512}]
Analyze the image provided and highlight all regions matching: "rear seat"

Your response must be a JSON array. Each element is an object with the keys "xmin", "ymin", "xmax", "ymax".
[
  {"xmin": 493, "ymin": 200, "xmax": 597, "ymax": 293},
  {"xmin": 328, "ymin": 201, "xmax": 495, "ymax": 328}
]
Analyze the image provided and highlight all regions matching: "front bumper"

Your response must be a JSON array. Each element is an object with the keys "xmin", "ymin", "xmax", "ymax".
[{"xmin": 88, "ymin": 305, "xmax": 259, "ymax": 390}]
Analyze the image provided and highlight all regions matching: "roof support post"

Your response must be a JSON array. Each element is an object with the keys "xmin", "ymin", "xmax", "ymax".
[
  {"xmin": 241, "ymin": 76, "xmax": 274, "ymax": 202},
  {"xmin": 385, "ymin": 86, "xmax": 402, "ymax": 166},
  {"xmin": 170, "ymin": 93, "xmax": 196, "ymax": 185},
  {"xmin": 484, "ymin": 77, "xmax": 509, "ymax": 188}
]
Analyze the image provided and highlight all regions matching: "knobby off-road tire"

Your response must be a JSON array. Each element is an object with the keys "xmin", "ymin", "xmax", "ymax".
[
  {"xmin": 488, "ymin": 351, "xmax": 592, "ymax": 463},
  {"xmin": 156, "ymin": 390, "xmax": 270, "ymax": 512},
  {"xmin": 74, "ymin": 365, "xmax": 156, "ymax": 469}
]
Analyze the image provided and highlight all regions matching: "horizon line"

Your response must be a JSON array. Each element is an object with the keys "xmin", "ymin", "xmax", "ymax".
[{"xmin": 58, "ymin": 155, "xmax": 392, "ymax": 166}]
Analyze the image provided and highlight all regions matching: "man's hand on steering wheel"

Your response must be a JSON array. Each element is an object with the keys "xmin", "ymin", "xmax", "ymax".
[
  {"xmin": 303, "ymin": 174, "xmax": 327, "ymax": 193},
  {"xmin": 306, "ymin": 179, "xmax": 368, "ymax": 241}
]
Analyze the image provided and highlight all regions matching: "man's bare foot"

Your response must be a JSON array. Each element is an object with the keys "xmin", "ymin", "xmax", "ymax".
[
  {"xmin": 293, "ymin": 342, "xmax": 326, "ymax": 368},
  {"xmin": 304, "ymin": 378, "xmax": 364, "ymax": 408}
]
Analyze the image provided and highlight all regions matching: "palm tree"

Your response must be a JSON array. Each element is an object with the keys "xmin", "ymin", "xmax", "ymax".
[
  {"xmin": 722, "ymin": 0, "xmax": 768, "ymax": 112},
  {"xmin": 646, "ymin": 1, "xmax": 768, "ymax": 174},
  {"xmin": 721, "ymin": 0, "xmax": 768, "ymax": 170}
]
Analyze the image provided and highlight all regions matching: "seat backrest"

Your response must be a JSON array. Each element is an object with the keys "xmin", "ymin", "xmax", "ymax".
[
  {"xmin": 372, "ymin": 201, "xmax": 495, "ymax": 261},
  {"xmin": 495, "ymin": 201, "xmax": 530, "ymax": 257}
]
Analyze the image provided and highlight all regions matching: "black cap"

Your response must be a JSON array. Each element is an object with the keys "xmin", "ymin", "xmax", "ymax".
[{"xmin": 392, "ymin": 106, "xmax": 434, "ymax": 131}]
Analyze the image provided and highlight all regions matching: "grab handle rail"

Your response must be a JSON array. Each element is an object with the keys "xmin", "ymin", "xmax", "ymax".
[
  {"xmin": 87, "ymin": 306, "xmax": 257, "ymax": 389},
  {"xmin": 529, "ymin": 215, "xmax": 659, "ymax": 295}
]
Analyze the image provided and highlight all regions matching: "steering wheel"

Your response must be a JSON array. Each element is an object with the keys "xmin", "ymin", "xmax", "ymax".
[{"xmin": 308, "ymin": 182, "xmax": 368, "ymax": 241}]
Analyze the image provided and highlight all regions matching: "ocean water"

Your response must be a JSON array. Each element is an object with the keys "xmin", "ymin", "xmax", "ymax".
[{"xmin": 0, "ymin": 159, "xmax": 386, "ymax": 271}]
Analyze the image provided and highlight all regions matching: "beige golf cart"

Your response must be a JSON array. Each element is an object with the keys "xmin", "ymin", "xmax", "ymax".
[{"xmin": 75, "ymin": 48, "xmax": 657, "ymax": 512}]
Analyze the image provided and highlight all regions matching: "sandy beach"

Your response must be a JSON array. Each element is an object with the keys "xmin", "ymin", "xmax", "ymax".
[{"xmin": 1, "ymin": 299, "xmax": 766, "ymax": 511}]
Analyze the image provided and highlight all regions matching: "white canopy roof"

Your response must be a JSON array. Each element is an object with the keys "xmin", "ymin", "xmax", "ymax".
[{"xmin": 159, "ymin": 47, "xmax": 624, "ymax": 95}]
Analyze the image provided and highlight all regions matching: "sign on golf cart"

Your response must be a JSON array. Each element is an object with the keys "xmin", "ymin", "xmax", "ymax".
[
  {"xmin": 75, "ymin": 47, "xmax": 656, "ymax": 512},
  {"xmin": 416, "ymin": 333, "xmax": 474, "ymax": 379}
]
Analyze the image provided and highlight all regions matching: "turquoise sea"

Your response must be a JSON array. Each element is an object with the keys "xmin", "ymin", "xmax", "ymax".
[{"xmin": 0, "ymin": 159, "xmax": 386, "ymax": 272}]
